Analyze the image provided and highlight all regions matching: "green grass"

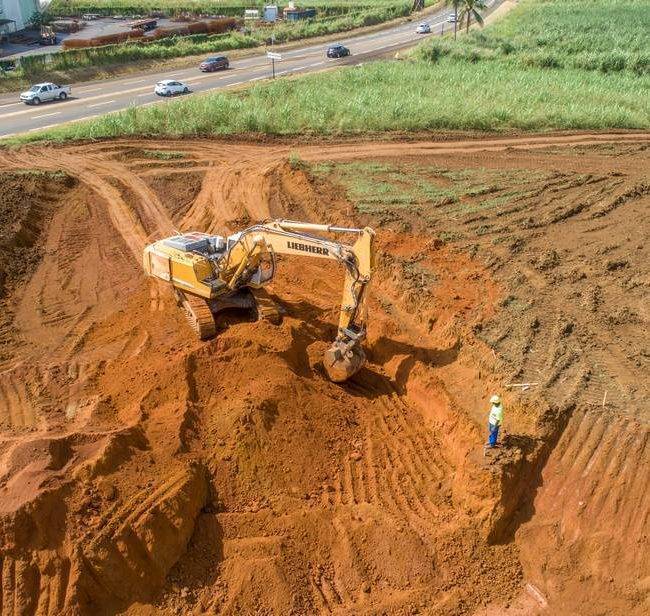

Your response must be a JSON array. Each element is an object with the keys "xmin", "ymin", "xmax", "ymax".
[
  {"xmin": 7, "ymin": 0, "xmax": 650, "ymax": 144},
  {"xmin": 418, "ymin": 0, "xmax": 649, "ymax": 76},
  {"xmin": 328, "ymin": 163, "xmax": 462, "ymax": 212},
  {"xmin": 311, "ymin": 162, "xmax": 546, "ymax": 221},
  {"xmin": 4, "ymin": 170, "xmax": 69, "ymax": 180}
]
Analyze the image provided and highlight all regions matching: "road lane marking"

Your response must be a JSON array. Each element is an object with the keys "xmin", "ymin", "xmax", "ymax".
[
  {"xmin": 0, "ymin": 102, "xmax": 20, "ymax": 108},
  {"xmin": 137, "ymin": 92, "xmax": 151, "ymax": 97},
  {"xmin": 87, "ymin": 100, "xmax": 116, "ymax": 108},
  {"xmin": 118, "ymin": 78, "xmax": 146, "ymax": 85},
  {"xmin": 31, "ymin": 111, "xmax": 61, "ymax": 119},
  {"xmin": 28, "ymin": 123, "xmax": 59, "ymax": 132},
  {"xmin": 183, "ymin": 72, "xmax": 234, "ymax": 84},
  {"xmin": 77, "ymin": 86, "xmax": 102, "ymax": 93}
]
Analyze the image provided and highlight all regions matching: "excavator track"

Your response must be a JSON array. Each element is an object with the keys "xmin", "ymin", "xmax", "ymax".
[
  {"xmin": 250, "ymin": 287, "xmax": 283, "ymax": 325},
  {"xmin": 177, "ymin": 291, "xmax": 217, "ymax": 340}
]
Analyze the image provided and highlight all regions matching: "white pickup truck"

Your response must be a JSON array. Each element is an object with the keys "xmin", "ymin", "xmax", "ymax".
[{"xmin": 20, "ymin": 82, "xmax": 72, "ymax": 105}]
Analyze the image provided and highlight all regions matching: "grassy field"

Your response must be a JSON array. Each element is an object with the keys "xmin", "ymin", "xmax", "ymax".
[
  {"xmin": 309, "ymin": 161, "xmax": 551, "ymax": 236},
  {"xmin": 418, "ymin": 0, "xmax": 649, "ymax": 75},
  {"xmin": 9, "ymin": 0, "xmax": 650, "ymax": 143}
]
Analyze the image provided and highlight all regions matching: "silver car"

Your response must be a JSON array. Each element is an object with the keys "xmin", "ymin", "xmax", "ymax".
[{"xmin": 154, "ymin": 79, "xmax": 190, "ymax": 97}]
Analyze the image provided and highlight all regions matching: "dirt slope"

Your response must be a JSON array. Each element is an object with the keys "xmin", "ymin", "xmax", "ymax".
[{"xmin": 0, "ymin": 133, "xmax": 647, "ymax": 616}]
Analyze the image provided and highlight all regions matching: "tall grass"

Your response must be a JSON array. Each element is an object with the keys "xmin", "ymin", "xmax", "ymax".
[
  {"xmin": 20, "ymin": 31, "xmax": 259, "ymax": 74},
  {"xmin": 13, "ymin": 60, "xmax": 649, "ymax": 145},
  {"xmin": 417, "ymin": 0, "xmax": 650, "ymax": 75}
]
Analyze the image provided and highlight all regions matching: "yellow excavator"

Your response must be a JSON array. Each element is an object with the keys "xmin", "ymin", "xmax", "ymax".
[{"xmin": 143, "ymin": 219, "xmax": 375, "ymax": 382}]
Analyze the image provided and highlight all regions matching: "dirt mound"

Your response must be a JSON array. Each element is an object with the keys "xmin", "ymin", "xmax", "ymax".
[{"xmin": 0, "ymin": 133, "xmax": 647, "ymax": 615}]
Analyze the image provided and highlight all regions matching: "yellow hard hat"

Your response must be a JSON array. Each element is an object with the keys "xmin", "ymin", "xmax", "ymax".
[{"xmin": 490, "ymin": 394, "xmax": 501, "ymax": 405}]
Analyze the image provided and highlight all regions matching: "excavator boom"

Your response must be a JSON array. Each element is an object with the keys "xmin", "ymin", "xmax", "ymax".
[{"xmin": 143, "ymin": 219, "xmax": 375, "ymax": 382}]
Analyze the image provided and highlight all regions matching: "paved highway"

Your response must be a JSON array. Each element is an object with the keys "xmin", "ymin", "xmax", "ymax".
[{"xmin": 0, "ymin": 2, "xmax": 501, "ymax": 138}]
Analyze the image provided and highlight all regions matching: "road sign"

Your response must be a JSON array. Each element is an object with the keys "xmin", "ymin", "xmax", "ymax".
[{"xmin": 267, "ymin": 51, "xmax": 282, "ymax": 79}]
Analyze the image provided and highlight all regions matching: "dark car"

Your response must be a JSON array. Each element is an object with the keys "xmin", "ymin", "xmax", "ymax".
[
  {"xmin": 327, "ymin": 44, "xmax": 350, "ymax": 59},
  {"xmin": 199, "ymin": 56, "xmax": 230, "ymax": 72}
]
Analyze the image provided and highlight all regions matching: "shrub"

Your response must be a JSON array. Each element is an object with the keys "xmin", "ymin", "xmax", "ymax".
[
  {"xmin": 599, "ymin": 53, "xmax": 627, "ymax": 73},
  {"xmin": 499, "ymin": 40, "xmax": 515, "ymax": 56},
  {"xmin": 522, "ymin": 52, "xmax": 563, "ymax": 70},
  {"xmin": 629, "ymin": 54, "xmax": 650, "ymax": 76}
]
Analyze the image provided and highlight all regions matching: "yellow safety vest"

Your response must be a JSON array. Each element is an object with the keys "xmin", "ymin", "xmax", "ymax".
[{"xmin": 489, "ymin": 404, "xmax": 503, "ymax": 425}]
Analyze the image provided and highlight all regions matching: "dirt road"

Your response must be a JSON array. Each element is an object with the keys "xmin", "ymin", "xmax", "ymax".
[{"xmin": 0, "ymin": 132, "xmax": 647, "ymax": 615}]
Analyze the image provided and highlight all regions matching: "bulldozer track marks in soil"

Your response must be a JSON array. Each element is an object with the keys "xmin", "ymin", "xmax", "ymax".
[{"xmin": 0, "ymin": 133, "xmax": 647, "ymax": 615}]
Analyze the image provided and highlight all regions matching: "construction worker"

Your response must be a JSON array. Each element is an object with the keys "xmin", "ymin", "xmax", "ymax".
[{"xmin": 486, "ymin": 394, "xmax": 503, "ymax": 448}]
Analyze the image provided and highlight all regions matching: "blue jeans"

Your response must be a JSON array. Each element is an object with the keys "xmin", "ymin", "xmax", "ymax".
[{"xmin": 488, "ymin": 422, "xmax": 500, "ymax": 447}]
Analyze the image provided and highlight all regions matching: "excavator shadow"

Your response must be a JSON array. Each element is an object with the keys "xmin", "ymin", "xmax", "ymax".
[
  {"xmin": 213, "ymin": 306, "xmax": 258, "ymax": 330},
  {"xmin": 342, "ymin": 335, "xmax": 460, "ymax": 401},
  {"xmin": 369, "ymin": 335, "xmax": 460, "ymax": 394},
  {"xmin": 275, "ymin": 297, "xmax": 460, "ymax": 395},
  {"xmin": 272, "ymin": 298, "xmax": 338, "ymax": 379}
]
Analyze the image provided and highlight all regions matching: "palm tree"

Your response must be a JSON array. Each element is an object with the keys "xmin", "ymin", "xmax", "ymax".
[
  {"xmin": 444, "ymin": 0, "xmax": 463, "ymax": 40},
  {"xmin": 459, "ymin": 0, "xmax": 487, "ymax": 34}
]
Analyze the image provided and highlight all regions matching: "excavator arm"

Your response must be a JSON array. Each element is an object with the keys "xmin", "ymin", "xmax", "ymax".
[
  {"xmin": 220, "ymin": 220, "xmax": 375, "ymax": 381},
  {"xmin": 223, "ymin": 220, "xmax": 373, "ymax": 331}
]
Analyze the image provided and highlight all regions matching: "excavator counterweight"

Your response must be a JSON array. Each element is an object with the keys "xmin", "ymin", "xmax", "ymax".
[{"xmin": 143, "ymin": 220, "xmax": 375, "ymax": 382}]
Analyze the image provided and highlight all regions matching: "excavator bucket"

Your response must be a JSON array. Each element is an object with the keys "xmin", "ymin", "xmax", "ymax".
[{"xmin": 323, "ymin": 339, "xmax": 366, "ymax": 383}]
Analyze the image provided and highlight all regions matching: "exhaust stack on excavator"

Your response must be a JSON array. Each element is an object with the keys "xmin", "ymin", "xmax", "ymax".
[{"xmin": 142, "ymin": 219, "xmax": 375, "ymax": 382}]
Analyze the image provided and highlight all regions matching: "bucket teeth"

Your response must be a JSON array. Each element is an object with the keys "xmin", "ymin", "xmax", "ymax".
[{"xmin": 323, "ymin": 339, "xmax": 366, "ymax": 383}]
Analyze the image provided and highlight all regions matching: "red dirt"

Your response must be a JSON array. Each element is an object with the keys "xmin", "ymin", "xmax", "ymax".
[{"xmin": 0, "ymin": 133, "xmax": 647, "ymax": 616}]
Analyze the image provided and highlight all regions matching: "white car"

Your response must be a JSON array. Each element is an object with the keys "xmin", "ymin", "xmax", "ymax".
[
  {"xmin": 447, "ymin": 13, "xmax": 458, "ymax": 23},
  {"xmin": 154, "ymin": 80, "xmax": 190, "ymax": 97},
  {"xmin": 416, "ymin": 23, "xmax": 431, "ymax": 34},
  {"xmin": 20, "ymin": 82, "xmax": 71, "ymax": 105}
]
